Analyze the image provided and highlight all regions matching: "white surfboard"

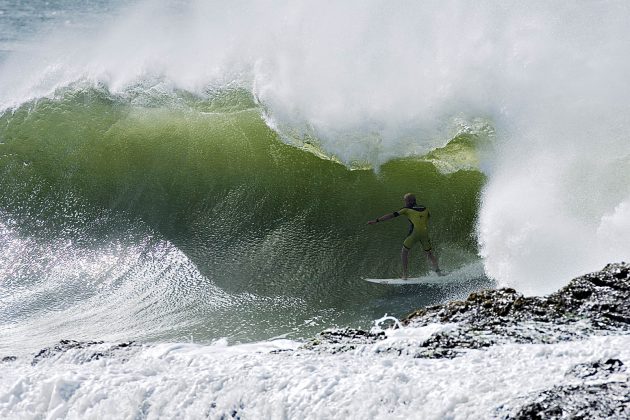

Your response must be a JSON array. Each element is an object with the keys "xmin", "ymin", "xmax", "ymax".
[
  {"xmin": 364, "ymin": 262, "xmax": 486, "ymax": 285},
  {"xmin": 364, "ymin": 276, "xmax": 455, "ymax": 285}
]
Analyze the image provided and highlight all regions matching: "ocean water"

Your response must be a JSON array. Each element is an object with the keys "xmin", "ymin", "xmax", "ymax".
[{"xmin": 1, "ymin": 0, "xmax": 629, "ymax": 418}]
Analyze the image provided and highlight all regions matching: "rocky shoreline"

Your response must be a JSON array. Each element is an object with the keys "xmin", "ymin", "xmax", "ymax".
[{"xmin": 307, "ymin": 262, "xmax": 630, "ymax": 354}]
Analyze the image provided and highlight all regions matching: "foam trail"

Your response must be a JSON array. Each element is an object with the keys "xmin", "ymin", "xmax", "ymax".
[
  {"xmin": 1, "ymin": 0, "xmax": 630, "ymax": 294},
  {"xmin": 2, "ymin": 333, "xmax": 630, "ymax": 418}
]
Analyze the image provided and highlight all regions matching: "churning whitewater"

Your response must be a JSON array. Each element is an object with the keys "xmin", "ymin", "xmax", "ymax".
[{"xmin": 1, "ymin": 0, "xmax": 630, "ymax": 419}]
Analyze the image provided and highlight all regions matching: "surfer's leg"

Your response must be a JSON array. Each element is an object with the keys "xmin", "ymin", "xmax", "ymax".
[
  {"xmin": 402, "ymin": 233, "xmax": 418, "ymax": 279},
  {"xmin": 401, "ymin": 246, "xmax": 410, "ymax": 279},
  {"xmin": 425, "ymin": 250, "xmax": 441, "ymax": 273},
  {"xmin": 418, "ymin": 231, "xmax": 440, "ymax": 273}
]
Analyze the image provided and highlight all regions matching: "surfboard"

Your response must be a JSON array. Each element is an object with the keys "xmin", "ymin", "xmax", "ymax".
[
  {"xmin": 364, "ymin": 262, "xmax": 486, "ymax": 285},
  {"xmin": 364, "ymin": 273, "xmax": 457, "ymax": 285}
]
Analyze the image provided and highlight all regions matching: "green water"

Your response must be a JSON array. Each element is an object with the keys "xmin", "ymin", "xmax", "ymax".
[{"xmin": 0, "ymin": 87, "xmax": 488, "ymax": 346}]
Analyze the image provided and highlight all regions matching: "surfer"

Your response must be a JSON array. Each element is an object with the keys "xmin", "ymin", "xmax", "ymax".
[{"xmin": 367, "ymin": 193, "xmax": 441, "ymax": 279}]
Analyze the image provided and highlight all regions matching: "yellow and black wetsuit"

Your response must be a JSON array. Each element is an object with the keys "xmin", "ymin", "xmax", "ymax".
[{"xmin": 393, "ymin": 205, "xmax": 432, "ymax": 251}]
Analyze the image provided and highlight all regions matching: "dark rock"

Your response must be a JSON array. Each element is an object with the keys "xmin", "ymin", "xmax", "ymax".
[
  {"xmin": 32, "ymin": 339, "xmax": 137, "ymax": 365},
  {"xmin": 613, "ymin": 268, "xmax": 628, "ymax": 280},
  {"xmin": 32, "ymin": 339, "xmax": 103, "ymax": 365},
  {"xmin": 209, "ymin": 402, "xmax": 245, "ymax": 420},
  {"xmin": 566, "ymin": 359, "xmax": 625, "ymax": 380},
  {"xmin": 396, "ymin": 262, "xmax": 630, "ymax": 356},
  {"xmin": 500, "ymin": 381, "xmax": 630, "ymax": 419},
  {"xmin": 303, "ymin": 328, "xmax": 386, "ymax": 352},
  {"xmin": 2, "ymin": 356, "xmax": 17, "ymax": 363},
  {"xmin": 87, "ymin": 342, "xmax": 138, "ymax": 362}
]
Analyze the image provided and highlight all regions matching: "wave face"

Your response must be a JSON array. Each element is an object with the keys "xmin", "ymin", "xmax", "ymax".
[
  {"xmin": 0, "ymin": 88, "xmax": 486, "ymax": 352},
  {"xmin": 1, "ymin": 0, "xmax": 630, "ymax": 349}
]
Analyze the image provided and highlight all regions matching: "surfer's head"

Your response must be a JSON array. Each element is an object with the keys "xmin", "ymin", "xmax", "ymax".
[{"xmin": 403, "ymin": 193, "xmax": 416, "ymax": 207}]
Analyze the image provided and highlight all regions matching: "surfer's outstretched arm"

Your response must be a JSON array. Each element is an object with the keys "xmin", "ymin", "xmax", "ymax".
[{"xmin": 367, "ymin": 213, "xmax": 396, "ymax": 225}]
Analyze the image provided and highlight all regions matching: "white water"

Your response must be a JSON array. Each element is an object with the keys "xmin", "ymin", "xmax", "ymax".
[
  {"xmin": 1, "ymin": 1, "xmax": 629, "ymax": 296},
  {"xmin": 2, "ymin": 325, "xmax": 629, "ymax": 419}
]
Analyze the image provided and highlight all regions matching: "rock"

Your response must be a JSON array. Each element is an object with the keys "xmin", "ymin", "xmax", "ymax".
[
  {"xmin": 565, "ymin": 358, "xmax": 625, "ymax": 381},
  {"xmin": 499, "ymin": 382, "xmax": 630, "ymax": 420},
  {"xmin": 397, "ymin": 262, "xmax": 630, "ymax": 356},
  {"xmin": 32, "ymin": 339, "xmax": 103, "ymax": 365},
  {"xmin": 31, "ymin": 339, "xmax": 137, "ymax": 365},
  {"xmin": 303, "ymin": 328, "xmax": 386, "ymax": 352}
]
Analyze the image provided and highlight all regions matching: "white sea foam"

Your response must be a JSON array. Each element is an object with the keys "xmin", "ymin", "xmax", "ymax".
[
  {"xmin": 1, "ymin": 1, "xmax": 629, "ymax": 294},
  {"xmin": 1, "ymin": 326, "xmax": 629, "ymax": 419}
]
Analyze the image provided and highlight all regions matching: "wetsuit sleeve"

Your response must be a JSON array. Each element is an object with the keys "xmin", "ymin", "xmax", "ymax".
[{"xmin": 394, "ymin": 208, "xmax": 407, "ymax": 217}]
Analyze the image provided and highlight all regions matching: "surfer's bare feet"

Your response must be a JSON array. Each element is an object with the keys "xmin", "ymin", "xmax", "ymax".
[{"xmin": 435, "ymin": 269, "xmax": 445, "ymax": 277}]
